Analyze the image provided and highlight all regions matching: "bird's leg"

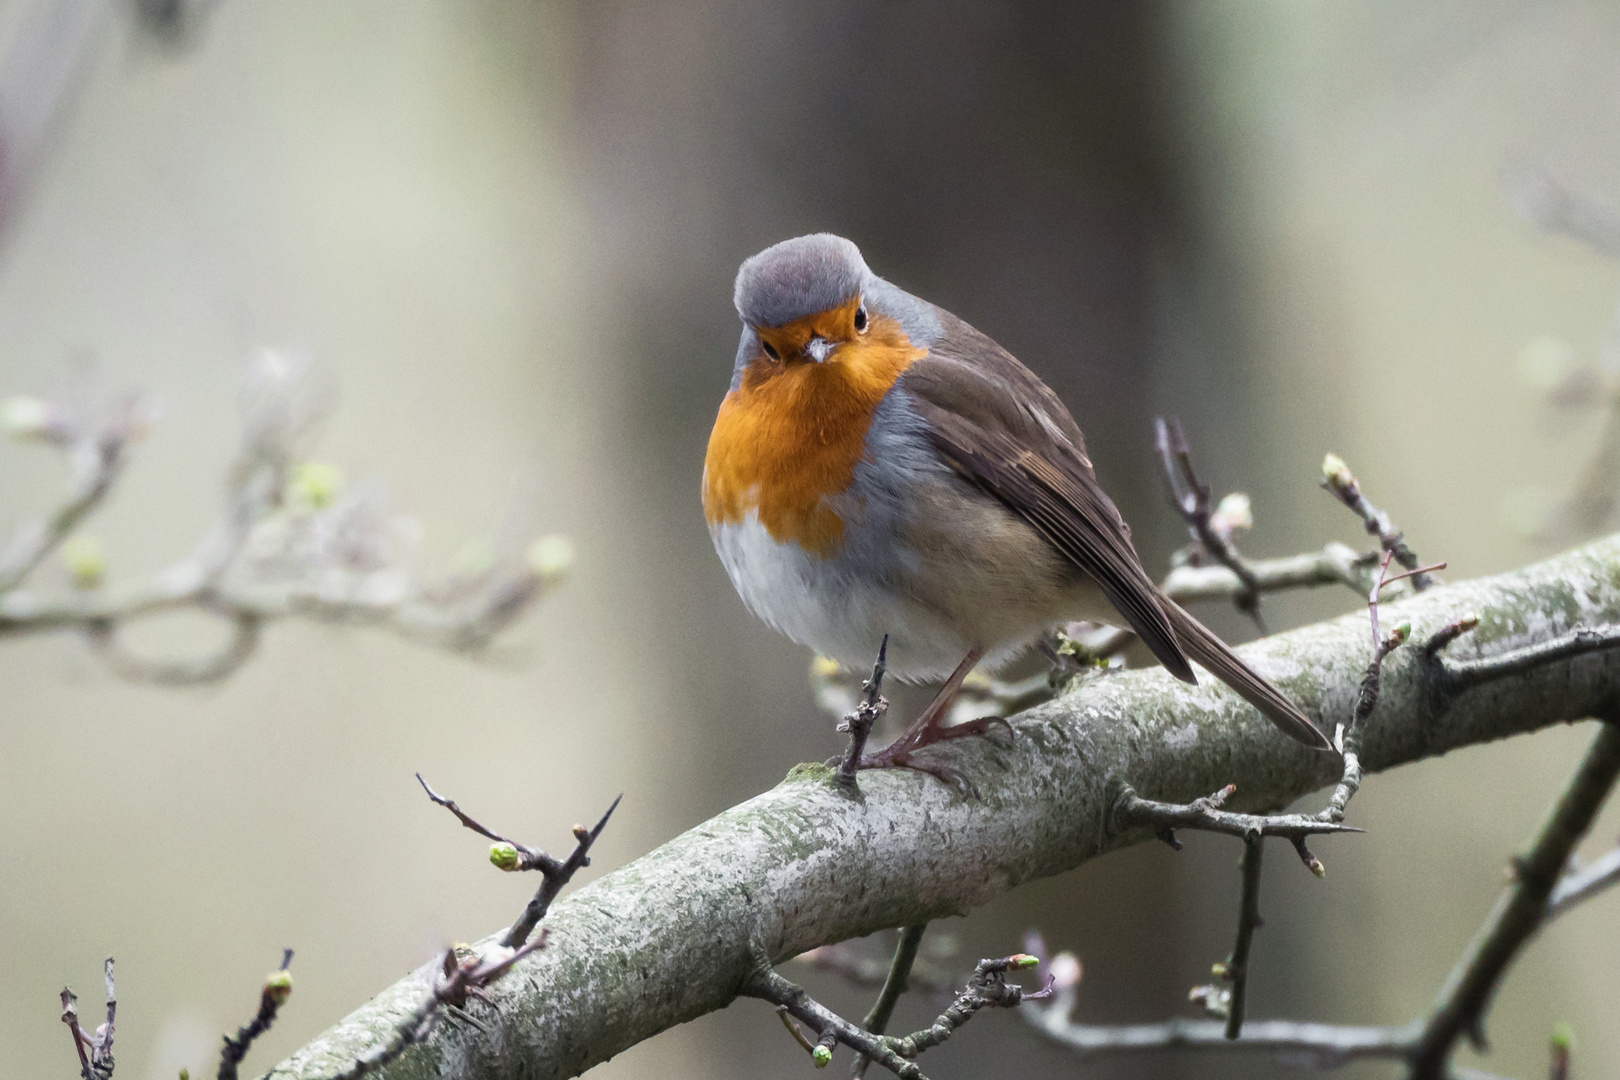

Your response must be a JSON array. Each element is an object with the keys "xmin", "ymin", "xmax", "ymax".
[{"xmin": 858, "ymin": 647, "xmax": 1007, "ymax": 790}]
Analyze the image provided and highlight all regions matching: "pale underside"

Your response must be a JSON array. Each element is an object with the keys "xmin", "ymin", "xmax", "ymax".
[{"xmin": 708, "ymin": 467, "xmax": 1117, "ymax": 682}]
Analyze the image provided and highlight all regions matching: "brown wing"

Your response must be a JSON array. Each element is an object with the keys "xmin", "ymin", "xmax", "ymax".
[
  {"xmin": 901, "ymin": 315, "xmax": 1195, "ymax": 684},
  {"xmin": 903, "ymin": 313, "xmax": 1333, "ymax": 751}
]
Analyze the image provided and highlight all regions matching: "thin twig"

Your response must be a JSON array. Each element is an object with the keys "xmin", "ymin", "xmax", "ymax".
[
  {"xmin": 1154, "ymin": 417, "xmax": 1266, "ymax": 628},
  {"xmin": 1113, "ymin": 783, "xmax": 1359, "ymax": 870},
  {"xmin": 746, "ymin": 947, "xmax": 1049, "ymax": 1080},
  {"xmin": 792, "ymin": 941, "xmax": 955, "ymax": 1001},
  {"xmin": 1546, "ymin": 843, "xmax": 1620, "ymax": 920},
  {"xmin": 0, "ymin": 365, "xmax": 564, "ymax": 684},
  {"xmin": 1408, "ymin": 722, "xmax": 1620, "ymax": 1079},
  {"xmin": 417, "ymin": 774, "xmax": 620, "ymax": 949},
  {"xmin": 1320, "ymin": 552, "xmax": 1422, "ymax": 822},
  {"xmin": 327, "ymin": 935, "xmax": 549, "ymax": 1080},
  {"xmin": 1431, "ymin": 624, "xmax": 1620, "ymax": 690},
  {"xmin": 1024, "ymin": 1010, "xmax": 1418, "ymax": 1065},
  {"xmin": 853, "ymin": 924, "xmax": 927, "ymax": 1079},
  {"xmin": 59, "ymin": 957, "xmax": 117, "ymax": 1080},
  {"xmin": 1224, "ymin": 837, "xmax": 1264, "ymax": 1039},
  {"xmin": 0, "ymin": 423, "xmax": 130, "ymax": 595},
  {"xmin": 1320, "ymin": 452, "xmax": 1434, "ymax": 590},
  {"xmin": 218, "ymin": 949, "xmax": 293, "ymax": 1080},
  {"xmin": 836, "ymin": 636, "xmax": 889, "ymax": 790}
]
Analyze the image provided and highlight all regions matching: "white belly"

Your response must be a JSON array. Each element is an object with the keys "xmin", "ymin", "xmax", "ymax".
[{"xmin": 709, "ymin": 512, "xmax": 978, "ymax": 681}]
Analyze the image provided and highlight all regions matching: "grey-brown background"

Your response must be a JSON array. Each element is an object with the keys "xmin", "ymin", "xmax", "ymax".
[{"xmin": 3, "ymin": 3, "xmax": 1619, "ymax": 1078}]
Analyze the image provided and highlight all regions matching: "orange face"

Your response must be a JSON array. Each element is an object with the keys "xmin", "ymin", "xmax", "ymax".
[{"xmin": 703, "ymin": 294, "xmax": 925, "ymax": 556}]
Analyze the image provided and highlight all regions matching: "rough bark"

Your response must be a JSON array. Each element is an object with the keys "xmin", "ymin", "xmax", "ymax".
[{"xmin": 269, "ymin": 535, "xmax": 1620, "ymax": 1080}]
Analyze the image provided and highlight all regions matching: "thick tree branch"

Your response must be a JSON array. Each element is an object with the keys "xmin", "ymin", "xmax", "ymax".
[{"xmin": 268, "ymin": 534, "xmax": 1620, "ymax": 1080}]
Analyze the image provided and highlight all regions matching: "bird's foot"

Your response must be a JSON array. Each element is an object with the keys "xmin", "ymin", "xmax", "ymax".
[{"xmin": 854, "ymin": 714, "xmax": 1013, "ymax": 798}]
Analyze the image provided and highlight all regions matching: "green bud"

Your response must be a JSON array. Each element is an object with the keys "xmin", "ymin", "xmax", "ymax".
[
  {"xmin": 1389, "ymin": 621, "xmax": 1411, "ymax": 646},
  {"xmin": 811, "ymin": 1044, "xmax": 832, "ymax": 1068},
  {"xmin": 61, "ymin": 535, "xmax": 106, "ymax": 589},
  {"xmin": 288, "ymin": 461, "xmax": 343, "ymax": 510},
  {"xmin": 489, "ymin": 842, "xmax": 521, "ymax": 871},
  {"xmin": 0, "ymin": 396, "xmax": 51, "ymax": 440},
  {"xmin": 1210, "ymin": 961, "xmax": 1228, "ymax": 979},
  {"xmin": 1550, "ymin": 1021, "xmax": 1574, "ymax": 1051},
  {"xmin": 1320, "ymin": 452, "xmax": 1353, "ymax": 489},
  {"xmin": 179, "ymin": 1070, "xmax": 190, "ymax": 1080},
  {"xmin": 1008, "ymin": 953, "xmax": 1039, "ymax": 969},
  {"xmin": 527, "ymin": 534, "xmax": 574, "ymax": 581},
  {"xmin": 264, "ymin": 969, "xmax": 292, "ymax": 1005}
]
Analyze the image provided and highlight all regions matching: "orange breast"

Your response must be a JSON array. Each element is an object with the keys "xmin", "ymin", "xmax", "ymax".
[{"xmin": 703, "ymin": 311, "xmax": 924, "ymax": 556}]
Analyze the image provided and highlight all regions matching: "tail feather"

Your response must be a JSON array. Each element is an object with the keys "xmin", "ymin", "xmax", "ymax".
[{"xmin": 1162, "ymin": 600, "xmax": 1333, "ymax": 751}]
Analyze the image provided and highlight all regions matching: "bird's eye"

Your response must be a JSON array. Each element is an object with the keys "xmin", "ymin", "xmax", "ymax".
[
  {"xmin": 853, "ymin": 304, "xmax": 868, "ymax": 333},
  {"xmin": 761, "ymin": 341, "xmax": 780, "ymax": 361}
]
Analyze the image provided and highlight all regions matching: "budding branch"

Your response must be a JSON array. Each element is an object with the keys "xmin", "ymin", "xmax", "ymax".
[{"xmin": 268, "ymin": 533, "xmax": 1620, "ymax": 1080}]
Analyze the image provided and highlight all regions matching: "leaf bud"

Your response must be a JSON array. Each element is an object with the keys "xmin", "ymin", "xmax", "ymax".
[
  {"xmin": 526, "ymin": 534, "xmax": 574, "ymax": 582},
  {"xmin": 0, "ymin": 396, "xmax": 52, "ymax": 440},
  {"xmin": 489, "ymin": 842, "xmax": 521, "ymax": 871},
  {"xmin": 288, "ymin": 461, "xmax": 343, "ymax": 511},
  {"xmin": 264, "ymin": 969, "xmax": 293, "ymax": 1005},
  {"xmin": 1320, "ymin": 452, "xmax": 1354, "ymax": 490},
  {"xmin": 61, "ymin": 535, "xmax": 107, "ymax": 589}
]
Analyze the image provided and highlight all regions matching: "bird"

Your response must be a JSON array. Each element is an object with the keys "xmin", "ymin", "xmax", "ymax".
[{"xmin": 702, "ymin": 234, "xmax": 1333, "ymax": 781}]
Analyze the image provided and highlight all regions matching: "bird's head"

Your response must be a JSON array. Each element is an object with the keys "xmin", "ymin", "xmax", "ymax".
[{"xmin": 733, "ymin": 234, "xmax": 874, "ymax": 372}]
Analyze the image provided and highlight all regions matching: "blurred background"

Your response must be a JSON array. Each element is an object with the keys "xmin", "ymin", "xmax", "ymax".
[{"xmin": 3, "ymin": 2, "xmax": 1620, "ymax": 1078}]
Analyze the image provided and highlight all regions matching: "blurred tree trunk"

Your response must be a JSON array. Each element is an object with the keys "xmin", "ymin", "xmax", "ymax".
[{"xmin": 567, "ymin": 4, "xmax": 1191, "ymax": 1074}]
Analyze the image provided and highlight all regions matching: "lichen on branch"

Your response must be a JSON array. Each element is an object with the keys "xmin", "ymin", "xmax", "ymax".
[{"xmin": 269, "ymin": 534, "xmax": 1620, "ymax": 1080}]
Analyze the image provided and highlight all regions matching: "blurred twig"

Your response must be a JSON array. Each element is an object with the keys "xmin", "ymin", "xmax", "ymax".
[{"xmin": 0, "ymin": 354, "xmax": 569, "ymax": 683}]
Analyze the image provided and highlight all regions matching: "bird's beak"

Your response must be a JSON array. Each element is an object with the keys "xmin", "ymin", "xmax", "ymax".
[{"xmin": 804, "ymin": 336, "xmax": 834, "ymax": 363}]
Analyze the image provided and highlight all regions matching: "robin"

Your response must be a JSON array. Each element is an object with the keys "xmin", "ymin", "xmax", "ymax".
[{"xmin": 703, "ymin": 234, "xmax": 1333, "ymax": 781}]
